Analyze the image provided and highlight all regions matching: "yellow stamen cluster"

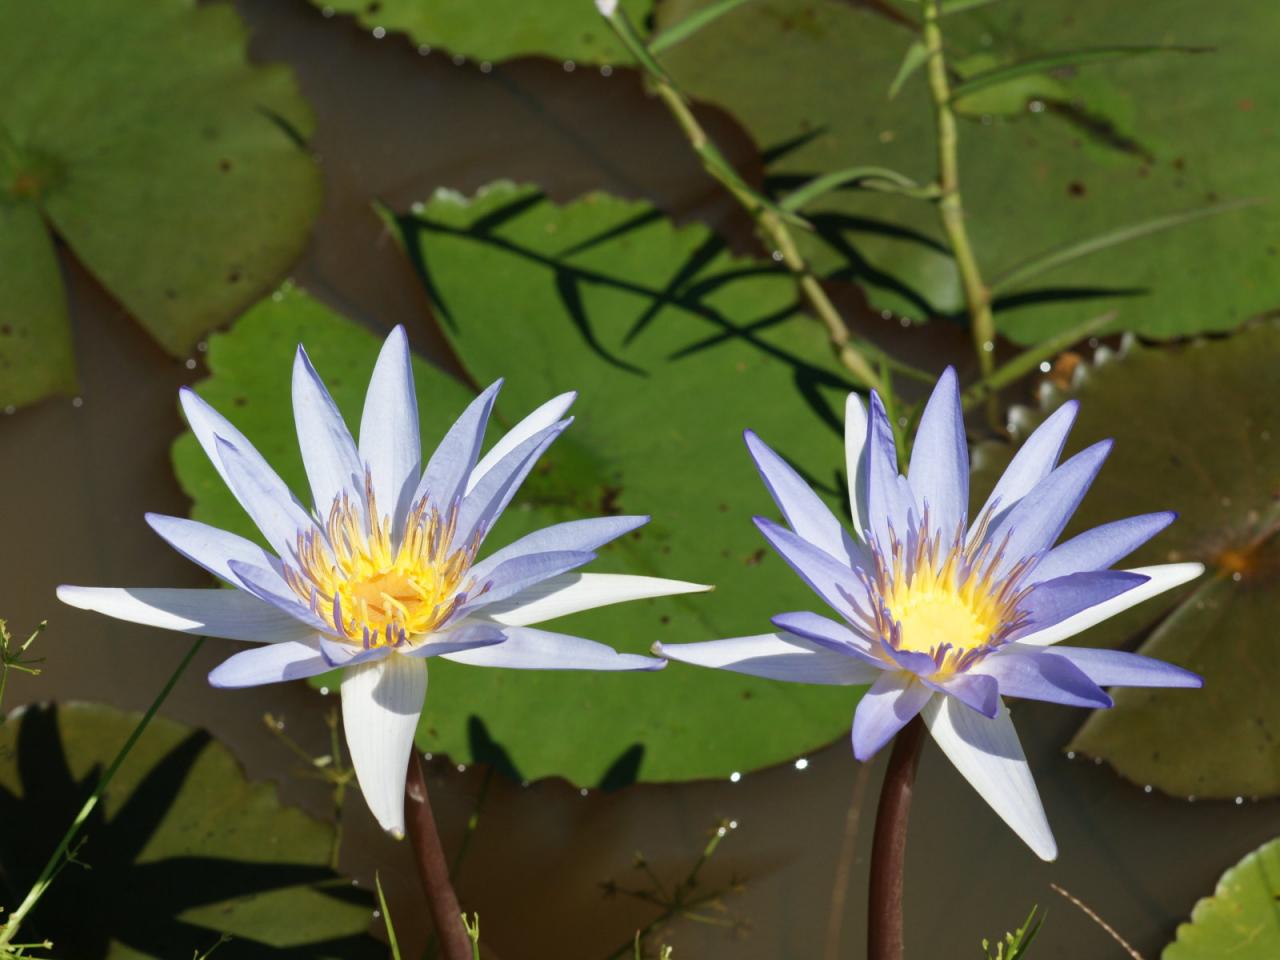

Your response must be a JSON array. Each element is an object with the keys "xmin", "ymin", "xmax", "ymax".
[
  {"xmin": 283, "ymin": 486, "xmax": 481, "ymax": 649},
  {"xmin": 867, "ymin": 513, "xmax": 1033, "ymax": 674}
]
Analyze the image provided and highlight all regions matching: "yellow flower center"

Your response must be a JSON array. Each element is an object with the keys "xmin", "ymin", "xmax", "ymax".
[
  {"xmin": 284, "ymin": 488, "xmax": 480, "ymax": 648},
  {"xmin": 887, "ymin": 585, "xmax": 994, "ymax": 655}
]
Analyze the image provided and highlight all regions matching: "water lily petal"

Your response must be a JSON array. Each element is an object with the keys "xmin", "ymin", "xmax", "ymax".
[
  {"xmin": 145, "ymin": 513, "xmax": 283, "ymax": 586},
  {"xmin": 226, "ymin": 560, "xmax": 333, "ymax": 634},
  {"xmin": 754, "ymin": 516, "xmax": 868, "ymax": 621},
  {"xmin": 974, "ymin": 648, "xmax": 1112, "ymax": 708},
  {"xmin": 461, "ymin": 549, "xmax": 598, "ymax": 614},
  {"xmin": 845, "ymin": 392, "xmax": 871, "ymax": 541},
  {"xmin": 769, "ymin": 610, "xmax": 878, "ymax": 660},
  {"xmin": 745, "ymin": 429, "xmax": 862, "ymax": 566},
  {"xmin": 922, "ymin": 696, "xmax": 1057, "ymax": 861},
  {"xmin": 446, "ymin": 626, "xmax": 663, "ymax": 671},
  {"xmin": 293, "ymin": 345, "xmax": 363, "ymax": 515},
  {"xmin": 1017, "ymin": 563, "xmax": 1204, "ymax": 647},
  {"xmin": 468, "ymin": 391, "xmax": 577, "ymax": 494},
  {"xmin": 907, "ymin": 367, "xmax": 968, "ymax": 542},
  {"xmin": 1010, "ymin": 570, "xmax": 1149, "ymax": 640},
  {"xmin": 214, "ymin": 436, "xmax": 319, "ymax": 563},
  {"xmin": 657, "ymin": 633, "xmax": 880, "ymax": 685},
  {"xmin": 469, "ymin": 516, "xmax": 648, "ymax": 584},
  {"xmin": 320, "ymin": 636, "xmax": 394, "ymax": 668},
  {"xmin": 456, "ymin": 420, "xmax": 570, "ymax": 545},
  {"xmin": 973, "ymin": 400, "xmax": 1078, "ymax": 532},
  {"xmin": 208, "ymin": 639, "xmax": 330, "ymax": 688},
  {"xmin": 850, "ymin": 672, "xmax": 932, "ymax": 761},
  {"xmin": 402, "ymin": 622, "xmax": 508, "ymax": 658},
  {"xmin": 1029, "ymin": 512, "xmax": 1176, "ymax": 584},
  {"xmin": 865, "ymin": 392, "xmax": 915, "ymax": 548},
  {"xmin": 930, "ymin": 672, "xmax": 1000, "ymax": 717},
  {"xmin": 1035, "ymin": 644, "xmax": 1202, "ymax": 689},
  {"xmin": 359, "ymin": 326, "xmax": 421, "ymax": 538},
  {"xmin": 415, "ymin": 379, "xmax": 503, "ymax": 513},
  {"xmin": 481, "ymin": 573, "xmax": 711, "ymax": 627}
]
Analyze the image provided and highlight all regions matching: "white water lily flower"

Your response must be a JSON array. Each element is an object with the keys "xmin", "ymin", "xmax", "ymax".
[
  {"xmin": 60, "ymin": 327, "xmax": 707, "ymax": 835},
  {"xmin": 657, "ymin": 369, "xmax": 1202, "ymax": 860}
]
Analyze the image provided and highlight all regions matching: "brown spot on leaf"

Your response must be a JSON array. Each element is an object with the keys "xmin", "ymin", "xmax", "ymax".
[{"xmin": 1067, "ymin": 180, "xmax": 1087, "ymax": 197}]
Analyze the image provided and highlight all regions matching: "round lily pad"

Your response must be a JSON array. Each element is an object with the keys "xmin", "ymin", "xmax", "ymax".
[
  {"xmin": 0, "ymin": 701, "xmax": 380, "ymax": 958},
  {"xmin": 0, "ymin": 0, "xmax": 321, "ymax": 409},
  {"xmin": 1164, "ymin": 836, "xmax": 1280, "ymax": 959},
  {"xmin": 970, "ymin": 323, "xmax": 1280, "ymax": 798}
]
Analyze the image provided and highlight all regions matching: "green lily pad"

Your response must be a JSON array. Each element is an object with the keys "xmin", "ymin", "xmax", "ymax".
[
  {"xmin": 0, "ymin": 0, "xmax": 321, "ymax": 410},
  {"xmin": 0, "ymin": 702, "xmax": 379, "ymax": 958},
  {"xmin": 969, "ymin": 323, "xmax": 1280, "ymax": 798},
  {"xmin": 309, "ymin": 0, "xmax": 652, "ymax": 65},
  {"xmin": 654, "ymin": 0, "xmax": 1279, "ymax": 343},
  {"xmin": 175, "ymin": 185, "xmax": 867, "ymax": 784},
  {"xmin": 1164, "ymin": 836, "xmax": 1280, "ymax": 959}
]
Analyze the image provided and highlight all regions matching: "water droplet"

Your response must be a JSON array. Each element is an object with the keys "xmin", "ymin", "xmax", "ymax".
[
  {"xmin": 1028, "ymin": 100, "xmax": 1045, "ymax": 114},
  {"xmin": 980, "ymin": 32, "xmax": 993, "ymax": 45},
  {"xmin": 480, "ymin": 61, "xmax": 492, "ymax": 73},
  {"xmin": 982, "ymin": 340, "xmax": 995, "ymax": 353},
  {"xmin": 1236, "ymin": 795, "xmax": 1245, "ymax": 805},
  {"xmin": 1143, "ymin": 784, "xmax": 1153, "ymax": 794},
  {"xmin": 579, "ymin": 787, "xmax": 589, "ymax": 796},
  {"xmin": 897, "ymin": 416, "xmax": 908, "ymax": 427},
  {"xmin": 563, "ymin": 60, "xmax": 577, "ymax": 72},
  {"xmin": 879, "ymin": 309, "xmax": 893, "ymax": 320},
  {"xmin": 456, "ymin": 762, "xmax": 467, "ymax": 772},
  {"xmin": 771, "ymin": 250, "xmax": 784, "ymax": 262},
  {"xmin": 1232, "ymin": 571, "xmax": 1243, "ymax": 582},
  {"xmin": 728, "ymin": 819, "xmax": 738, "ymax": 829},
  {"xmin": 1066, "ymin": 750, "xmax": 1076, "ymax": 760},
  {"xmin": 1093, "ymin": 756, "xmax": 1103, "ymax": 765},
  {"xmin": 600, "ymin": 65, "xmax": 613, "ymax": 77},
  {"xmin": 452, "ymin": 54, "xmax": 466, "ymax": 66},
  {"xmin": 520, "ymin": 779, "xmax": 530, "ymax": 788},
  {"xmin": 372, "ymin": 910, "xmax": 381, "ymax": 919},
  {"xmin": 716, "ymin": 825, "xmax": 727, "ymax": 837},
  {"xmin": 185, "ymin": 358, "xmax": 197, "ymax": 370},
  {"xmin": 1088, "ymin": 337, "xmax": 1100, "ymax": 347},
  {"xmin": 729, "ymin": 771, "xmax": 741, "ymax": 783},
  {"xmin": 418, "ymin": 44, "xmax": 431, "ymax": 56},
  {"xmin": 794, "ymin": 757, "xmax": 809, "ymax": 771},
  {"xmin": 271, "ymin": 291, "xmax": 284, "ymax": 302},
  {"xmin": 372, "ymin": 26, "xmax": 386, "ymax": 38},
  {"xmin": 321, "ymin": 5, "xmax": 335, "ymax": 16},
  {"xmin": 319, "ymin": 685, "xmax": 329, "ymax": 695},
  {"xmin": 1039, "ymin": 361, "xmax": 1051, "ymax": 373},
  {"xmin": 424, "ymin": 751, "xmax": 433, "ymax": 760},
  {"xmin": 1187, "ymin": 794, "xmax": 1196, "ymax": 803},
  {"xmin": 71, "ymin": 396, "xmax": 83, "ymax": 408},
  {"xmin": 3, "ymin": 406, "xmax": 14, "ymax": 416},
  {"xmin": 899, "ymin": 316, "xmax": 911, "ymax": 328},
  {"xmin": 411, "ymin": 201, "xmax": 425, "ymax": 214},
  {"xmin": 1221, "ymin": 496, "xmax": 1232, "ymax": 507},
  {"xmin": 196, "ymin": 340, "xmax": 208, "ymax": 353},
  {"xmin": 980, "ymin": 114, "xmax": 993, "ymax": 126}
]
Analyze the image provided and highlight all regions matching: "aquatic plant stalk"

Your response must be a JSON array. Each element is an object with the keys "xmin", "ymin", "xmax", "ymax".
[
  {"xmin": 867, "ymin": 717, "xmax": 925, "ymax": 960},
  {"xmin": 0, "ymin": 637, "xmax": 204, "ymax": 949},
  {"xmin": 406, "ymin": 753, "xmax": 471, "ymax": 960}
]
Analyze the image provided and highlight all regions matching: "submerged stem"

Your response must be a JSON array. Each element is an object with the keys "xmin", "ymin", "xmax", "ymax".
[
  {"xmin": 867, "ymin": 716, "xmax": 927, "ymax": 960},
  {"xmin": 405, "ymin": 752, "xmax": 471, "ymax": 960},
  {"xmin": 0, "ymin": 637, "xmax": 204, "ymax": 948}
]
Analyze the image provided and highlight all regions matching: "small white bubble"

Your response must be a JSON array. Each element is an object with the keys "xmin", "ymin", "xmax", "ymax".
[
  {"xmin": 982, "ymin": 340, "xmax": 995, "ymax": 353},
  {"xmin": 563, "ymin": 60, "xmax": 577, "ymax": 72},
  {"xmin": 319, "ymin": 685, "xmax": 329, "ymax": 695},
  {"xmin": 1221, "ymin": 496, "xmax": 1232, "ymax": 507},
  {"xmin": 897, "ymin": 416, "xmax": 908, "ymax": 427},
  {"xmin": 728, "ymin": 819, "xmax": 738, "ymax": 829},
  {"xmin": 1187, "ymin": 795, "xmax": 1196, "ymax": 803},
  {"xmin": 879, "ymin": 309, "xmax": 893, "ymax": 320},
  {"xmin": 418, "ymin": 44, "xmax": 431, "ymax": 56},
  {"xmin": 716, "ymin": 826, "xmax": 727, "ymax": 837},
  {"xmin": 452, "ymin": 54, "xmax": 466, "ymax": 66},
  {"xmin": 899, "ymin": 316, "xmax": 911, "ymax": 328},
  {"xmin": 729, "ymin": 771, "xmax": 741, "ymax": 783},
  {"xmin": 794, "ymin": 757, "xmax": 809, "ymax": 771},
  {"xmin": 71, "ymin": 396, "xmax": 83, "ymax": 408},
  {"xmin": 1028, "ymin": 100, "xmax": 1045, "ymax": 114},
  {"xmin": 1066, "ymin": 751, "xmax": 1076, "ymax": 760},
  {"xmin": 1039, "ymin": 361, "xmax": 1052, "ymax": 373},
  {"xmin": 372, "ymin": 26, "xmax": 386, "ymax": 38},
  {"xmin": 196, "ymin": 340, "xmax": 208, "ymax": 352},
  {"xmin": 771, "ymin": 250, "xmax": 784, "ymax": 262},
  {"xmin": 579, "ymin": 787, "xmax": 589, "ymax": 797},
  {"xmin": 1236, "ymin": 796, "xmax": 1245, "ymax": 805},
  {"xmin": 520, "ymin": 779, "xmax": 530, "ymax": 788},
  {"xmin": 980, "ymin": 114, "xmax": 993, "ymax": 126},
  {"xmin": 1088, "ymin": 337, "xmax": 1100, "ymax": 347},
  {"xmin": 1143, "ymin": 784, "xmax": 1153, "ymax": 794},
  {"xmin": 480, "ymin": 61, "xmax": 492, "ymax": 73},
  {"xmin": 411, "ymin": 201, "xmax": 425, "ymax": 214},
  {"xmin": 1093, "ymin": 756, "xmax": 1103, "ymax": 765},
  {"xmin": 456, "ymin": 763, "xmax": 467, "ymax": 772},
  {"xmin": 600, "ymin": 64, "xmax": 613, "ymax": 77},
  {"xmin": 321, "ymin": 5, "xmax": 335, "ymax": 16},
  {"xmin": 3, "ymin": 405, "xmax": 14, "ymax": 416},
  {"xmin": 1262, "ymin": 430, "xmax": 1272, "ymax": 441},
  {"xmin": 424, "ymin": 752, "xmax": 433, "ymax": 760},
  {"xmin": 271, "ymin": 291, "xmax": 284, "ymax": 302},
  {"xmin": 372, "ymin": 909, "xmax": 381, "ymax": 919},
  {"xmin": 1232, "ymin": 571, "xmax": 1243, "ymax": 582},
  {"xmin": 980, "ymin": 32, "xmax": 992, "ymax": 45},
  {"xmin": 185, "ymin": 358, "xmax": 197, "ymax": 370}
]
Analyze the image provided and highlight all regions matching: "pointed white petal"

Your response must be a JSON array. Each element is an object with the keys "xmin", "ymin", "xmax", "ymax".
[
  {"xmin": 478, "ymin": 573, "xmax": 711, "ymax": 627},
  {"xmin": 341, "ymin": 655, "xmax": 427, "ymax": 836},
  {"xmin": 293, "ymin": 345, "xmax": 363, "ymax": 515},
  {"xmin": 56, "ymin": 586, "xmax": 315, "ymax": 644},
  {"xmin": 359, "ymin": 326, "xmax": 421, "ymax": 536},
  {"xmin": 1016, "ymin": 563, "xmax": 1204, "ymax": 647},
  {"xmin": 922, "ymin": 696, "xmax": 1057, "ymax": 861},
  {"xmin": 845, "ymin": 392, "xmax": 870, "ymax": 541},
  {"xmin": 467, "ymin": 391, "xmax": 577, "ymax": 494},
  {"xmin": 657, "ymin": 633, "xmax": 881, "ymax": 685}
]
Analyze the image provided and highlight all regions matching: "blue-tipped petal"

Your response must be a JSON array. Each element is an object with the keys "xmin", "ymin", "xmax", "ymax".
[
  {"xmin": 1029, "ymin": 512, "xmax": 1176, "ymax": 585},
  {"xmin": 468, "ymin": 391, "xmax": 577, "ymax": 494},
  {"xmin": 657, "ymin": 634, "xmax": 881, "ymax": 685},
  {"xmin": 745, "ymin": 429, "xmax": 863, "ymax": 566},
  {"xmin": 864, "ymin": 392, "xmax": 915, "ymax": 548},
  {"xmin": 214, "ymin": 436, "xmax": 319, "ymax": 565},
  {"xmin": 1010, "ymin": 570, "xmax": 1148, "ymax": 641},
  {"xmin": 209, "ymin": 640, "xmax": 331, "ymax": 688},
  {"xmin": 468, "ymin": 516, "xmax": 647, "ymax": 584},
  {"xmin": 907, "ymin": 367, "xmax": 968, "ymax": 543},
  {"xmin": 976, "ymin": 648, "xmax": 1112, "ymax": 708},
  {"xmin": 974, "ymin": 400, "xmax": 1078, "ymax": 531},
  {"xmin": 145, "ymin": 513, "xmax": 283, "ymax": 587},
  {"xmin": 415, "ymin": 379, "xmax": 503, "ymax": 514},
  {"xmin": 770, "ymin": 610, "xmax": 878, "ymax": 661},
  {"xmin": 359, "ymin": 326, "xmax": 421, "ymax": 537},
  {"xmin": 851, "ymin": 672, "xmax": 932, "ymax": 761},
  {"xmin": 482, "ymin": 572, "xmax": 711, "ymax": 627},
  {"xmin": 985, "ymin": 439, "xmax": 1113, "ymax": 579},
  {"xmin": 1037, "ymin": 645, "xmax": 1202, "ymax": 689},
  {"xmin": 460, "ymin": 549, "xmax": 597, "ymax": 615},
  {"xmin": 444, "ymin": 626, "xmax": 664, "ymax": 671},
  {"xmin": 227, "ymin": 560, "xmax": 332, "ymax": 635},
  {"xmin": 402, "ymin": 623, "xmax": 507, "ymax": 658},
  {"xmin": 320, "ymin": 636, "xmax": 394, "ymax": 668},
  {"xmin": 845, "ymin": 393, "xmax": 871, "ymax": 542},
  {"xmin": 754, "ymin": 517, "xmax": 868, "ymax": 622},
  {"xmin": 456, "ymin": 420, "xmax": 570, "ymax": 546},
  {"xmin": 930, "ymin": 672, "xmax": 1000, "ymax": 718},
  {"xmin": 293, "ymin": 345, "xmax": 363, "ymax": 516}
]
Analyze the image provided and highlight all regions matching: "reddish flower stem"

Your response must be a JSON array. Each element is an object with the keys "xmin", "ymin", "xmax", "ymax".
[
  {"xmin": 405, "ymin": 752, "xmax": 471, "ymax": 960},
  {"xmin": 867, "ymin": 717, "xmax": 926, "ymax": 960}
]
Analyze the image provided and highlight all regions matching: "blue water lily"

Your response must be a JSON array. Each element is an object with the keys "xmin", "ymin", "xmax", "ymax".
[
  {"xmin": 59, "ymin": 327, "xmax": 707, "ymax": 835},
  {"xmin": 657, "ymin": 369, "xmax": 1202, "ymax": 860}
]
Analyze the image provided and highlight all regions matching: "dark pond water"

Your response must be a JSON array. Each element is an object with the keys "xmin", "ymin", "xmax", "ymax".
[{"xmin": 1, "ymin": 2, "xmax": 1272, "ymax": 957}]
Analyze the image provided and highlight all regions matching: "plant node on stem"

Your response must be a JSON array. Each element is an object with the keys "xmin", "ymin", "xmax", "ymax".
[
  {"xmin": 405, "ymin": 752, "xmax": 472, "ymax": 960},
  {"xmin": 867, "ymin": 716, "xmax": 927, "ymax": 960}
]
